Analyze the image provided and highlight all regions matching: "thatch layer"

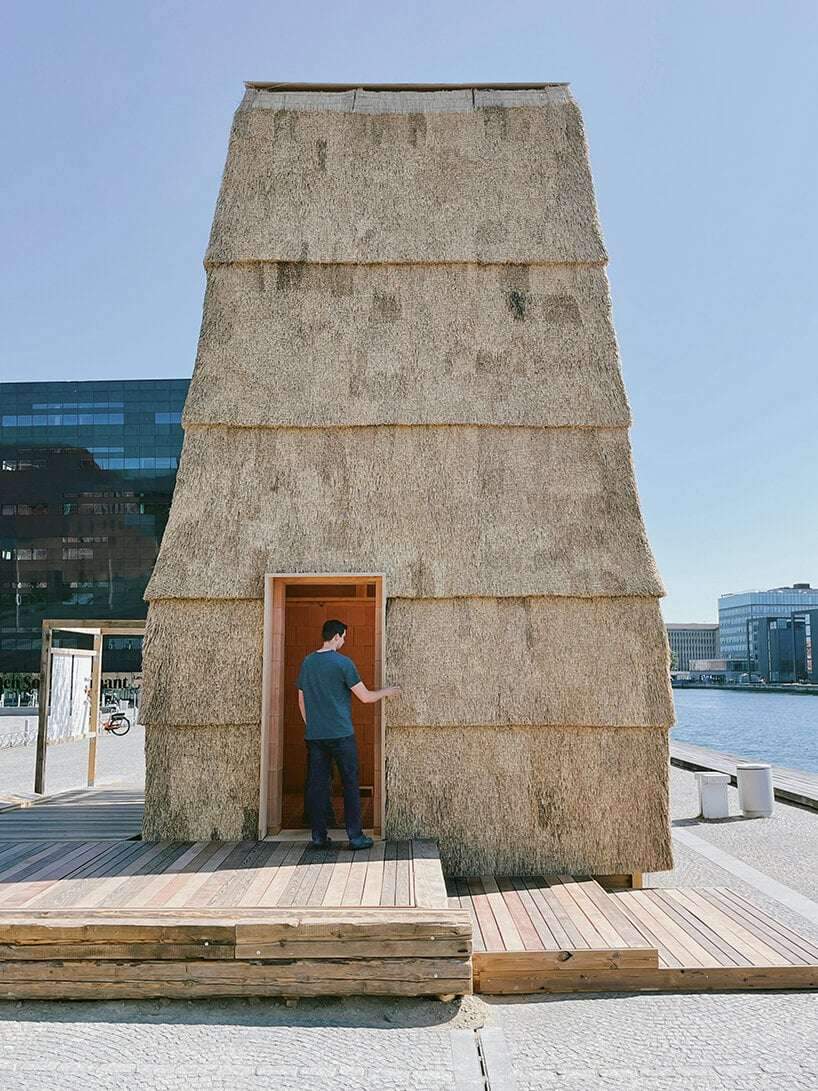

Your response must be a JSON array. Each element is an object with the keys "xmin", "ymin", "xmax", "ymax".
[
  {"xmin": 138, "ymin": 595, "xmax": 672, "ymax": 729},
  {"xmin": 207, "ymin": 92, "xmax": 605, "ymax": 264},
  {"xmin": 184, "ymin": 264, "xmax": 629, "ymax": 428},
  {"xmin": 385, "ymin": 724, "xmax": 672, "ymax": 875},
  {"xmin": 141, "ymin": 599, "xmax": 263, "ymax": 725},
  {"xmin": 145, "ymin": 426, "xmax": 663, "ymax": 602},
  {"xmin": 142, "ymin": 723, "xmax": 260, "ymax": 840},
  {"xmin": 385, "ymin": 597, "xmax": 673, "ymax": 729}
]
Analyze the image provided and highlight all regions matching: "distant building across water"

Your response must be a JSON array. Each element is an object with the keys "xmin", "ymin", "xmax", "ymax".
[
  {"xmin": 719, "ymin": 583, "xmax": 818, "ymax": 681},
  {"xmin": 666, "ymin": 623, "xmax": 719, "ymax": 670}
]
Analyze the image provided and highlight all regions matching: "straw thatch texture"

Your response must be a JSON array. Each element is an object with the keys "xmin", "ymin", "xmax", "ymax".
[
  {"xmin": 183, "ymin": 263, "xmax": 629, "ymax": 429},
  {"xmin": 385, "ymin": 725, "xmax": 672, "ymax": 876},
  {"xmin": 207, "ymin": 91, "xmax": 605, "ymax": 265},
  {"xmin": 143, "ymin": 723, "xmax": 260, "ymax": 840},
  {"xmin": 141, "ymin": 600, "xmax": 263, "ymax": 725},
  {"xmin": 145, "ymin": 426, "xmax": 662, "ymax": 602},
  {"xmin": 384, "ymin": 597, "xmax": 673, "ymax": 729}
]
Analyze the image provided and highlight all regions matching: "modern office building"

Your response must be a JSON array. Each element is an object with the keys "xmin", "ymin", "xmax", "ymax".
[
  {"xmin": 749, "ymin": 614, "xmax": 809, "ymax": 683},
  {"xmin": 0, "ymin": 378, "xmax": 189, "ymax": 676},
  {"xmin": 718, "ymin": 584, "xmax": 818, "ymax": 673},
  {"xmin": 665, "ymin": 623, "xmax": 719, "ymax": 670}
]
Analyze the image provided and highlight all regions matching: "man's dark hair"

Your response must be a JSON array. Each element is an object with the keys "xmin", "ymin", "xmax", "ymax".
[{"xmin": 322, "ymin": 619, "xmax": 347, "ymax": 641}]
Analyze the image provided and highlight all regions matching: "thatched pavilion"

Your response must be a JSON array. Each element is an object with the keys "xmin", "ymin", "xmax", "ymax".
[{"xmin": 141, "ymin": 83, "xmax": 674, "ymax": 877}]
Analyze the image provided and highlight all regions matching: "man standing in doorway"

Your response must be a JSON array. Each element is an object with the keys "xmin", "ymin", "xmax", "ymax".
[{"xmin": 297, "ymin": 619, "xmax": 400, "ymax": 850}]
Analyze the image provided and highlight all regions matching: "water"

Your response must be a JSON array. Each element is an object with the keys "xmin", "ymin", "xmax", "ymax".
[{"xmin": 672, "ymin": 687, "xmax": 818, "ymax": 773}]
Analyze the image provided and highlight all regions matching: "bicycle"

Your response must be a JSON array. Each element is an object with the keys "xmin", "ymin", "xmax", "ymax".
[{"xmin": 101, "ymin": 710, "xmax": 131, "ymax": 736}]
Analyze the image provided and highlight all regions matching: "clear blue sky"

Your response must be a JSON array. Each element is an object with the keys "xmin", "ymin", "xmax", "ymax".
[{"xmin": 4, "ymin": 1, "xmax": 817, "ymax": 622}]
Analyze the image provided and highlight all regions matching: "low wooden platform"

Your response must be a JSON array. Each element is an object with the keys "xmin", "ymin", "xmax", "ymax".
[
  {"xmin": 671, "ymin": 740, "xmax": 818, "ymax": 811},
  {"xmin": 0, "ymin": 788, "xmax": 144, "ymax": 841},
  {"xmin": 449, "ymin": 875, "xmax": 818, "ymax": 993},
  {"xmin": 0, "ymin": 837, "xmax": 471, "ymax": 999}
]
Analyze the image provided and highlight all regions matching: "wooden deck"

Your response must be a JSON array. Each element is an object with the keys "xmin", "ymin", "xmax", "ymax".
[
  {"xmin": 671, "ymin": 740, "xmax": 818, "ymax": 811},
  {"xmin": 0, "ymin": 837, "xmax": 471, "ymax": 999},
  {"xmin": 0, "ymin": 788, "xmax": 144, "ymax": 841},
  {"xmin": 449, "ymin": 875, "xmax": 818, "ymax": 993}
]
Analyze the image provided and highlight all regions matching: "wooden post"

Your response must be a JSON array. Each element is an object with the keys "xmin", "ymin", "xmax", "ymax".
[
  {"xmin": 86, "ymin": 632, "xmax": 102, "ymax": 787},
  {"xmin": 33, "ymin": 624, "xmax": 52, "ymax": 795}
]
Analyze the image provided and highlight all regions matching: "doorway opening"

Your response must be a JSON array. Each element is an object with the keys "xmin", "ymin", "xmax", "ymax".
[{"xmin": 260, "ymin": 574, "xmax": 384, "ymax": 837}]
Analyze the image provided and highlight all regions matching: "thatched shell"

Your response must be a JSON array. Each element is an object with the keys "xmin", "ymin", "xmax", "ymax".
[
  {"xmin": 385, "ymin": 725, "xmax": 672, "ymax": 876},
  {"xmin": 384, "ymin": 597, "xmax": 673, "ymax": 729},
  {"xmin": 143, "ymin": 723, "xmax": 260, "ymax": 841},
  {"xmin": 207, "ymin": 90, "xmax": 605, "ymax": 265},
  {"xmin": 140, "ymin": 595, "xmax": 672, "ymax": 729},
  {"xmin": 141, "ymin": 599, "xmax": 263, "ymax": 725},
  {"xmin": 184, "ymin": 263, "xmax": 629, "ymax": 429},
  {"xmin": 145, "ymin": 425, "xmax": 663, "ymax": 602}
]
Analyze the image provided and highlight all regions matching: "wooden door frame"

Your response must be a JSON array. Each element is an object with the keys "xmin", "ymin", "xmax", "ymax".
[{"xmin": 259, "ymin": 573, "xmax": 386, "ymax": 838}]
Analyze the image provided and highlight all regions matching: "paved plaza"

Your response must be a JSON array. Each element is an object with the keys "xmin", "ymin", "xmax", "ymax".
[{"xmin": 0, "ymin": 761, "xmax": 817, "ymax": 1089}]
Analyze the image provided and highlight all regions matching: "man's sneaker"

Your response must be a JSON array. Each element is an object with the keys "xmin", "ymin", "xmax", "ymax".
[
  {"xmin": 348, "ymin": 835, "xmax": 374, "ymax": 851},
  {"xmin": 307, "ymin": 837, "xmax": 332, "ymax": 850}
]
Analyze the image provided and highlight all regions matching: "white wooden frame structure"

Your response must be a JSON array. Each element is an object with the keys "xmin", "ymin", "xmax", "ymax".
[{"xmin": 35, "ymin": 619, "xmax": 145, "ymax": 795}]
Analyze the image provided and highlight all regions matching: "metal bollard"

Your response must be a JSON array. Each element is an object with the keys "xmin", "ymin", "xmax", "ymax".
[
  {"xmin": 697, "ymin": 772, "xmax": 730, "ymax": 820},
  {"xmin": 737, "ymin": 763, "xmax": 774, "ymax": 818}
]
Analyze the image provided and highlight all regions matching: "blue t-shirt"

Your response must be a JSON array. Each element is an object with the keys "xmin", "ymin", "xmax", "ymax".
[{"xmin": 297, "ymin": 650, "xmax": 362, "ymax": 740}]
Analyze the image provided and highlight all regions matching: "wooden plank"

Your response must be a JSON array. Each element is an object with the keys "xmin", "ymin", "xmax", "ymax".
[
  {"xmin": 574, "ymin": 876, "xmax": 657, "ymax": 950},
  {"xmin": 235, "ymin": 841, "xmax": 290, "ymax": 907},
  {"xmin": 525, "ymin": 879, "xmax": 589, "ymax": 949},
  {"xmin": 0, "ymin": 942, "xmax": 233, "ymax": 961},
  {"xmin": 394, "ymin": 841, "xmax": 411, "ymax": 907},
  {"xmin": 698, "ymin": 888, "xmax": 812, "ymax": 966},
  {"xmin": 410, "ymin": 841, "xmax": 447, "ymax": 909},
  {"xmin": 0, "ymin": 957, "xmax": 471, "ymax": 984},
  {"xmin": 0, "ymin": 842, "xmax": 115, "ymax": 908},
  {"xmin": 81, "ymin": 842, "xmax": 184, "ymax": 910},
  {"xmin": 94, "ymin": 843, "xmax": 186, "ymax": 909},
  {"xmin": 711, "ymin": 887, "xmax": 818, "ymax": 961},
  {"xmin": 0, "ymin": 920, "xmax": 236, "ymax": 945},
  {"xmin": 609, "ymin": 891, "xmax": 684, "ymax": 969},
  {"xmin": 360, "ymin": 839, "xmax": 386, "ymax": 906},
  {"xmin": 479, "ymin": 877, "xmax": 526, "ymax": 952},
  {"xmin": 646, "ymin": 889, "xmax": 748, "ymax": 968},
  {"xmin": 667, "ymin": 888, "xmax": 789, "ymax": 966},
  {"xmin": 202, "ymin": 842, "xmax": 274, "ymax": 908},
  {"xmin": 147, "ymin": 841, "xmax": 231, "ymax": 909},
  {"xmin": 616, "ymin": 891, "xmax": 722, "ymax": 969},
  {"xmin": 24, "ymin": 841, "xmax": 147, "ymax": 909},
  {"xmin": 341, "ymin": 846, "xmax": 369, "ymax": 906},
  {"xmin": 475, "ymin": 965, "xmax": 818, "ymax": 995},
  {"xmin": 236, "ymin": 937, "xmax": 470, "ymax": 959},
  {"xmin": 474, "ymin": 947, "xmax": 657, "ymax": 977},
  {"xmin": 495, "ymin": 879, "xmax": 544, "ymax": 951},
  {"xmin": 283, "ymin": 845, "xmax": 333, "ymax": 907},
  {"xmin": 0, "ymin": 976, "xmax": 473, "ymax": 1000},
  {"xmin": 509, "ymin": 878, "xmax": 561, "ymax": 951},
  {"xmin": 466, "ymin": 879, "xmax": 504, "ymax": 952},
  {"xmin": 258, "ymin": 842, "xmax": 310, "ymax": 907},
  {"xmin": 515, "ymin": 879, "xmax": 571, "ymax": 950},
  {"xmin": 455, "ymin": 879, "xmax": 485, "ymax": 953},
  {"xmin": 540, "ymin": 879, "xmax": 603, "ymax": 949},
  {"xmin": 0, "ymin": 842, "xmax": 73, "ymax": 884},
  {"xmin": 378, "ymin": 842, "xmax": 397, "ymax": 907},
  {"xmin": 554, "ymin": 877, "xmax": 630, "ymax": 948},
  {"xmin": 236, "ymin": 909, "xmax": 471, "ymax": 943}
]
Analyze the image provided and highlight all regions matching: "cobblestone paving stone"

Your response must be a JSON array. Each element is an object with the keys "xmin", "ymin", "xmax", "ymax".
[
  {"xmin": 490, "ymin": 990, "xmax": 818, "ymax": 1090},
  {"xmin": 0, "ymin": 997, "xmax": 473, "ymax": 1090}
]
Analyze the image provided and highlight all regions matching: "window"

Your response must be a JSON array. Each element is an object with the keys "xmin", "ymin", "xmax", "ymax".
[
  {"xmin": 155, "ymin": 411, "xmax": 182, "ymax": 424},
  {"xmin": 62, "ymin": 547, "xmax": 94, "ymax": 560}
]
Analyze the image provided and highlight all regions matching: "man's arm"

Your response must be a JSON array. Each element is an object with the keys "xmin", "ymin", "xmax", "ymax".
[
  {"xmin": 351, "ymin": 682, "xmax": 401, "ymax": 705},
  {"xmin": 298, "ymin": 689, "xmax": 307, "ymax": 724}
]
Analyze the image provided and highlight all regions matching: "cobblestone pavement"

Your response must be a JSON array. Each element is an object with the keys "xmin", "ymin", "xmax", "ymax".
[{"xmin": 0, "ymin": 722, "xmax": 144, "ymax": 798}]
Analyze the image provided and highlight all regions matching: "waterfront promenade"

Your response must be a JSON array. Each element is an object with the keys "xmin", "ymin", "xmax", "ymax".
[{"xmin": 0, "ymin": 755, "xmax": 816, "ymax": 1087}]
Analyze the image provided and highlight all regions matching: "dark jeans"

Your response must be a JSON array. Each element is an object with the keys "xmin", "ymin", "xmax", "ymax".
[{"xmin": 306, "ymin": 735, "xmax": 363, "ymax": 842}]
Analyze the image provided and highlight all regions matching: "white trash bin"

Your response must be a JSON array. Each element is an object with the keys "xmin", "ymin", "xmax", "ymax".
[
  {"xmin": 737, "ymin": 763, "xmax": 774, "ymax": 817},
  {"xmin": 697, "ymin": 772, "xmax": 730, "ymax": 820}
]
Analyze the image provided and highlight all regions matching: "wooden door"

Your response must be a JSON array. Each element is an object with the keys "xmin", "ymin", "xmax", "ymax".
[{"xmin": 282, "ymin": 597, "xmax": 376, "ymax": 829}]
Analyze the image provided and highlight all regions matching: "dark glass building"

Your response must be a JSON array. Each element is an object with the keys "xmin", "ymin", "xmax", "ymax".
[{"xmin": 0, "ymin": 379, "xmax": 189, "ymax": 675}]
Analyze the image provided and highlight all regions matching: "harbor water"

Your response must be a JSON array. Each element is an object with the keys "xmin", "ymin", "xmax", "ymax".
[{"xmin": 672, "ymin": 687, "xmax": 818, "ymax": 773}]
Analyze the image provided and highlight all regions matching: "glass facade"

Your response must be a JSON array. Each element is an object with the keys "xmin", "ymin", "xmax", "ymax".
[
  {"xmin": 0, "ymin": 379, "xmax": 189, "ymax": 674},
  {"xmin": 719, "ymin": 587, "xmax": 818, "ymax": 675}
]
